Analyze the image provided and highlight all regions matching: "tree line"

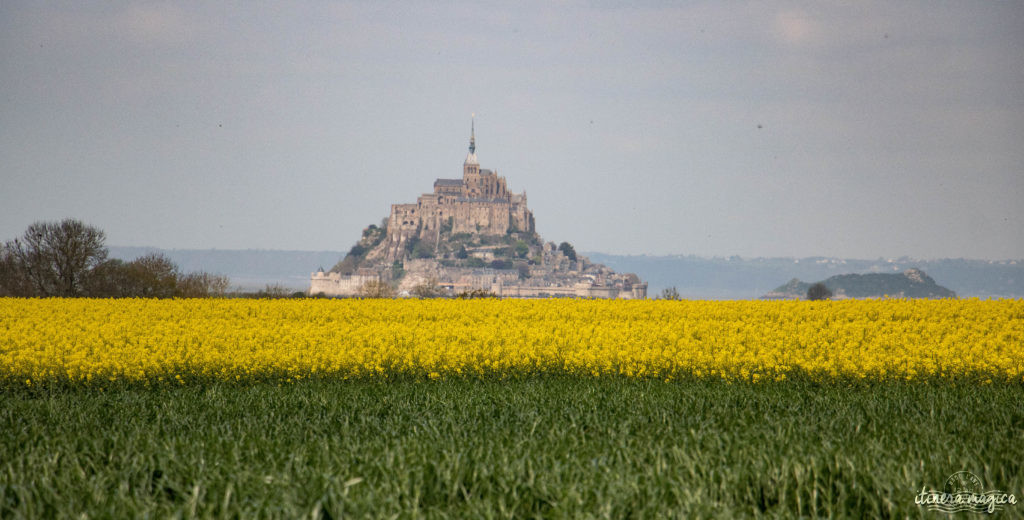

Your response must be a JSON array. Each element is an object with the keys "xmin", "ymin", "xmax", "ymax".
[{"xmin": 0, "ymin": 219, "xmax": 229, "ymax": 298}]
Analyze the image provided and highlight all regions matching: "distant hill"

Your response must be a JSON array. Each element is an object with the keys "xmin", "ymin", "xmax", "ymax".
[{"xmin": 763, "ymin": 268, "xmax": 956, "ymax": 300}]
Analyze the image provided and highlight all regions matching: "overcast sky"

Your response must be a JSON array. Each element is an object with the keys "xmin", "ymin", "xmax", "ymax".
[{"xmin": 2, "ymin": 2, "xmax": 1022, "ymax": 259}]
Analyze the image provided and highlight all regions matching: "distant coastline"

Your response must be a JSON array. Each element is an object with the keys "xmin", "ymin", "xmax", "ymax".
[{"xmin": 108, "ymin": 247, "xmax": 1022, "ymax": 299}]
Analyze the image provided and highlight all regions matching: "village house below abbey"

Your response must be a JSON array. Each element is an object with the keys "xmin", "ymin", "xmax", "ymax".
[{"xmin": 310, "ymin": 121, "xmax": 647, "ymax": 299}]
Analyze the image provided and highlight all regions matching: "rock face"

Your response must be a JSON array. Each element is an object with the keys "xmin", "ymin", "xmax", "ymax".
[
  {"xmin": 310, "ymin": 125, "xmax": 647, "ymax": 299},
  {"xmin": 762, "ymin": 268, "xmax": 956, "ymax": 300}
]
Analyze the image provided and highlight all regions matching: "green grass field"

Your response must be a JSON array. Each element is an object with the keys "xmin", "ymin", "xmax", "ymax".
[{"xmin": 2, "ymin": 378, "xmax": 1022, "ymax": 518}]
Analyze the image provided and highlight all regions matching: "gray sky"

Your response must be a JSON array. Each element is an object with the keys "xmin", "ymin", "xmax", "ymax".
[{"xmin": 2, "ymin": 1, "xmax": 1022, "ymax": 259}]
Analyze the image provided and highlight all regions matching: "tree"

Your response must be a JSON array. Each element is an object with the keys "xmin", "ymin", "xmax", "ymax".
[
  {"xmin": 455, "ymin": 244, "xmax": 468, "ymax": 259},
  {"xmin": 440, "ymin": 217, "xmax": 453, "ymax": 234},
  {"xmin": 82, "ymin": 254, "xmax": 229, "ymax": 298},
  {"xmin": 0, "ymin": 246, "xmax": 33, "ymax": 296},
  {"xmin": 412, "ymin": 241, "xmax": 435, "ymax": 259},
  {"xmin": 205, "ymin": 273, "xmax": 231, "ymax": 297},
  {"xmin": 259, "ymin": 283, "xmax": 291, "ymax": 299},
  {"xmin": 357, "ymin": 280, "xmax": 395, "ymax": 298},
  {"xmin": 1, "ymin": 219, "xmax": 235, "ymax": 299},
  {"xmin": 558, "ymin": 242, "xmax": 577, "ymax": 262},
  {"xmin": 1, "ymin": 219, "xmax": 107, "ymax": 296},
  {"xmin": 457, "ymin": 289, "xmax": 497, "ymax": 299},
  {"xmin": 517, "ymin": 263, "xmax": 530, "ymax": 280},
  {"xmin": 660, "ymin": 286, "xmax": 681, "ymax": 300},
  {"xmin": 404, "ymin": 236, "xmax": 421, "ymax": 256},
  {"xmin": 347, "ymin": 243, "xmax": 367, "ymax": 258},
  {"xmin": 124, "ymin": 253, "xmax": 179, "ymax": 298},
  {"xmin": 177, "ymin": 271, "xmax": 230, "ymax": 298},
  {"xmin": 331, "ymin": 255, "xmax": 359, "ymax": 276},
  {"xmin": 391, "ymin": 261, "xmax": 406, "ymax": 279},
  {"xmin": 807, "ymin": 282, "xmax": 832, "ymax": 301},
  {"xmin": 513, "ymin": 240, "xmax": 529, "ymax": 259},
  {"xmin": 412, "ymin": 277, "xmax": 442, "ymax": 298},
  {"xmin": 82, "ymin": 258, "xmax": 133, "ymax": 297}
]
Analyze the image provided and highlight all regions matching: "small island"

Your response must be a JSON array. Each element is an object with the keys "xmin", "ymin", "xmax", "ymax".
[
  {"xmin": 762, "ymin": 268, "xmax": 957, "ymax": 300},
  {"xmin": 311, "ymin": 122, "xmax": 647, "ymax": 298}
]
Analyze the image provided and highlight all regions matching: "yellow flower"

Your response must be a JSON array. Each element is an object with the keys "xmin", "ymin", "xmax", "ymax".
[{"xmin": 0, "ymin": 297, "xmax": 1020, "ymax": 385}]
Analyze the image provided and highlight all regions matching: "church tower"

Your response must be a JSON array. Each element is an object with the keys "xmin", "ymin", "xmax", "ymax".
[{"xmin": 463, "ymin": 116, "xmax": 479, "ymax": 177}]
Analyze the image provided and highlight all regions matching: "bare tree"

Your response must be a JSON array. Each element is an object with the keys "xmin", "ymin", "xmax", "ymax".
[
  {"xmin": 2, "ymin": 220, "xmax": 239, "ymax": 299},
  {"xmin": 206, "ymin": 274, "xmax": 230, "ymax": 297},
  {"xmin": 412, "ymin": 277, "xmax": 442, "ymax": 298},
  {"xmin": 2, "ymin": 219, "xmax": 107, "ymax": 296},
  {"xmin": 82, "ymin": 258, "xmax": 133, "ymax": 297},
  {"xmin": 177, "ymin": 271, "xmax": 231, "ymax": 298},
  {"xmin": 357, "ymin": 280, "xmax": 396, "ymax": 298},
  {"xmin": 659, "ymin": 286, "xmax": 681, "ymax": 300},
  {"xmin": 260, "ymin": 283, "xmax": 291, "ymax": 299}
]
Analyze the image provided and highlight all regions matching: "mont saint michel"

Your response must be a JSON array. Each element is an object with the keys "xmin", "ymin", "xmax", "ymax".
[{"xmin": 311, "ymin": 122, "xmax": 647, "ymax": 298}]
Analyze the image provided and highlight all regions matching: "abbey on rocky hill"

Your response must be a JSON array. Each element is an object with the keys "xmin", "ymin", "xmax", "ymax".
[
  {"xmin": 381, "ymin": 119, "xmax": 535, "ymax": 262},
  {"xmin": 310, "ymin": 121, "xmax": 646, "ymax": 299}
]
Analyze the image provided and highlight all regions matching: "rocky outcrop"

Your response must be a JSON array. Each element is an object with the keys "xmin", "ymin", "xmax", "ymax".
[{"xmin": 310, "ymin": 124, "xmax": 646, "ymax": 298}]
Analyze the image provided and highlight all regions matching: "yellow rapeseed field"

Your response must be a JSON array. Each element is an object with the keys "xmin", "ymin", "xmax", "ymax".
[{"xmin": 2, "ymin": 297, "xmax": 1022, "ymax": 385}]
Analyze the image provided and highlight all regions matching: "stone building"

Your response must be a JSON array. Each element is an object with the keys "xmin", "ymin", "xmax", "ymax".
[
  {"xmin": 309, "ymin": 266, "xmax": 381, "ymax": 296},
  {"xmin": 383, "ymin": 122, "xmax": 534, "ymax": 261},
  {"xmin": 309, "ymin": 121, "xmax": 647, "ymax": 299}
]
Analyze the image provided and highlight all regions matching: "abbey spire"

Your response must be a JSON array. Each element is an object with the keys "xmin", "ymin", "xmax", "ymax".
[{"xmin": 464, "ymin": 115, "xmax": 478, "ymax": 167}]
